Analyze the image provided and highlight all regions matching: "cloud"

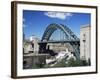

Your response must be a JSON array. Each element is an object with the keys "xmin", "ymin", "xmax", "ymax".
[{"xmin": 44, "ymin": 12, "xmax": 73, "ymax": 20}]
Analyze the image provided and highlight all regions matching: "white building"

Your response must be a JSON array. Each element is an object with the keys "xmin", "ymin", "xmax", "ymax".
[
  {"xmin": 23, "ymin": 40, "xmax": 33, "ymax": 53},
  {"xmin": 30, "ymin": 35, "xmax": 40, "ymax": 53},
  {"xmin": 80, "ymin": 24, "xmax": 91, "ymax": 63}
]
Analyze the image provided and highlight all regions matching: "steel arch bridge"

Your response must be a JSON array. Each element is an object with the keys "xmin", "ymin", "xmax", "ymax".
[
  {"xmin": 40, "ymin": 23, "xmax": 80, "ymax": 59},
  {"xmin": 42, "ymin": 23, "xmax": 79, "ymax": 41}
]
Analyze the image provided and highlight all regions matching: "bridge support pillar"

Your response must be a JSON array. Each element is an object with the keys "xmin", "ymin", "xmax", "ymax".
[{"xmin": 38, "ymin": 43, "xmax": 47, "ymax": 53}]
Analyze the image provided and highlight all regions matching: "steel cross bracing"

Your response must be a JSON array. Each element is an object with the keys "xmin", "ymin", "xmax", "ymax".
[{"xmin": 41, "ymin": 23, "xmax": 80, "ymax": 59}]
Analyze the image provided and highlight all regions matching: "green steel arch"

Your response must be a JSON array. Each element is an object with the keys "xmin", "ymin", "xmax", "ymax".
[{"xmin": 42, "ymin": 23, "xmax": 79, "ymax": 41}]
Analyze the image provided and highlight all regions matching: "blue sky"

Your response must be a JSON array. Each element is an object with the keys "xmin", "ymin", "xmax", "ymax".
[{"xmin": 23, "ymin": 10, "xmax": 91, "ymax": 40}]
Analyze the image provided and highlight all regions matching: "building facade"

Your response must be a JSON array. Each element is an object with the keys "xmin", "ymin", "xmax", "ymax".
[
  {"xmin": 80, "ymin": 24, "xmax": 91, "ymax": 63},
  {"xmin": 23, "ymin": 35, "xmax": 49, "ymax": 69}
]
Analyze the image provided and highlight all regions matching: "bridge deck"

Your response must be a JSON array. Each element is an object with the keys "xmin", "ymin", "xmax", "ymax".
[{"xmin": 38, "ymin": 40, "xmax": 80, "ymax": 43}]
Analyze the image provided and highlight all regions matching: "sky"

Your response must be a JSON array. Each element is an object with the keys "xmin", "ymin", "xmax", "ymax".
[{"xmin": 23, "ymin": 10, "xmax": 91, "ymax": 40}]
